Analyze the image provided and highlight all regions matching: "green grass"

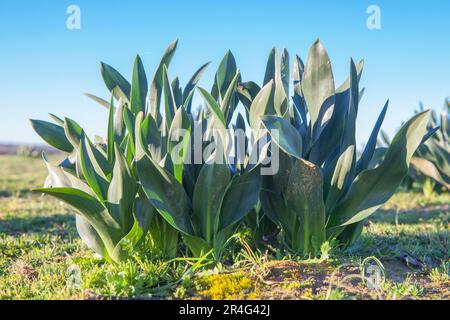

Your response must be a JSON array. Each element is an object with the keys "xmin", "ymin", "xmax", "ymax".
[{"xmin": 0, "ymin": 155, "xmax": 449, "ymax": 300}]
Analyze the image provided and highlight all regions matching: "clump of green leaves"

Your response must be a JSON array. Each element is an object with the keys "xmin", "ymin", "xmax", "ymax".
[
  {"xmin": 30, "ymin": 39, "xmax": 435, "ymax": 265},
  {"xmin": 242, "ymin": 40, "xmax": 434, "ymax": 256}
]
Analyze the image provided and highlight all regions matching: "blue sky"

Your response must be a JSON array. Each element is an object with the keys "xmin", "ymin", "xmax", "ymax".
[{"xmin": 1, "ymin": 0, "xmax": 449, "ymax": 146}]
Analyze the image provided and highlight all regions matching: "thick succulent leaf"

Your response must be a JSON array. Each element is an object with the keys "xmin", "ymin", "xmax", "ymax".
[
  {"xmin": 260, "ymin": 176, "xmax": 288, "ymax": 227},
  {"xmin": 130, "ymin": 55, "xmax": 148, "ymax": 115},
  {"xmin": 30, "ymin": 120, "xmax": 73, "ymax": 153},
  {"xmin": 197, "ymin": 87, "xmax": 226, "ymax": 127},
  {"xmin": 114, "ymin": 99, "xmax": 125, "ymax": 143},
  {"xmin": 220, "ymin": 70, "xmax": 240, "ymax": 119},
  {"xmin": 308, "ymin": 90, "xmax": 346, "ymax": 165},
  {"xmin": 162, "ymin": 65, "xmax": 177, "ymax": 130},
  {"xmin": 183, "ymin": 62, "xmax": 210, "ymax": 112},
  {"xmin": 168, "ymin": 78, "xmax": 181, "ymax": 110},
  {"xmin": 367, "ymin": 147, "xmax": 388, "ymax": 169},
  {"xmin": 336, "ymin": 60, "xmax": 364, "ymax": 94},
  {"xmin": 63, "ymin": 118, "xmax": 84, "ymax": 150},
  {"xmin": 301, "ymin": 39, "xmax": 335, "ymax": 130},
  {"xmin": 285, "ymin": 159, "xmax": 326, "ymax": 254},
  {"xmin": 42, "ymin": 153, "xmax": 92, "ymax": 194},
  {"xmin": 410, "ymin": 157, "xmax": 450, "ymax": 189},
  {"xmin": 219, "ymin": 166, "xmax": 261, "ymax": 230},
  {"xmin": 107, "ymin": 145, "xmax": 137, "ymax": 231},
  {"xmin": 80, "ymin": 135, "xmax": 110, "ymax": 202},
  {"xmin": 213, "ymin": 50, "xmax": 237, "ymax": 100},
  {"xmin": 308, "ymin": 61, "xmax": 363, "ymax": 165},
  {"xmin": 292, "ymin": 54, "xmax": 304, "ymax": 97},
  {"xmin": 84, "ymin": 93, "xmax": 109, "ymax": 109},
  {"xmin": 328, "ymin": 111, "xmax": 431, "ymax": 231},
  {"xmin": 249, "ymin": 80, "xmax": 275, "ymax": 129},
  {"xmin": 192, "ymin": 163, "xmax": 230, "ymax": 241},
  {"xmin": 274, "ymin": 77, "xmax": 289, "ymax": 116},
  {"xmin": 135, "ymin": 113, "xmax": 193, "ymax": 235},
  {"xmin": 48, "ymin": 113, "xmax": 64, "ymax": 125},
  {"xmin": 183, "ymin": 234, "xmax": 212, "ymax": 258},
  {"xmin": 339, "ymin": 59, "xmax": 359, "ymax": 152},
  {"xmin": 141, "ymin": 113, "xmax": 163, "ymax": 162},
  {"xmin": 168, "ymin": 106, "xmax": 191, "ymax": 182},
  {"xmin": 325, "ymin": 145, "xmax": 355, "ymax": 214},
  {"xmin": 111, "ymin": 197, "xmax": 156, "ymax": 261},
  {"xmin": 262, "ymin": 116, "xmax": 303, "ymax": 159},
  {"xmin": 355, "ymin": 100, "xmax": 388, "ymax": 175},
  {"xmin": 149, "ymin": 39, "xmax": 178, "ymax": 120},
  {"xmin": 122, "ymin": 107, "xmax": 136, "ymax": 156},
  {"xmin": 237, "ymin": 81, "xmax": 261, "ymax": 112},
  {"xmin": 76, "ymin": 215, "xmax": 107, "ymax": 258},
  {"xmin": 263, "ymin": 48, "xmax": 277, "ymax": 85},
  {"xmin": 107, "ymin": 100, "xmax": 115, "ymax": 163},
  {"xmin": 280, "ymin": 48, "xmax": 290, "ymax": 97},
  {"xmin": 84, "ymin": 93, "xmax": 110, "ymax": 109},
  {"xmin": 100, "ymin": 62, "xmax": 131, "ymax": 100},
  {"xmin": 133, "ymin": 197, "xmax": 155, "ymax": 236},
  {"xmin": 34, "ymin": 187, "xmax": 121, "ymax": 250},
  {"xmin": 198, "ymin": 87, "xmax": 228, "ymax": 156}
]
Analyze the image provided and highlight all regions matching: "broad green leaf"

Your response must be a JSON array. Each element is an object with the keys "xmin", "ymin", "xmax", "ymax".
[
  {"xmin": 325, "ymin": 145, "xmax": 355, "ymax": 214},
  {"xmin": 274, "ymin": 77, "xmax": 289, "ymax": 116},
  {"xmin": 141, "ymin": 113, "xmax": 163, "ymax": 162},
  {"xmin": 100, "ymin": 62, "xmax": 131, "ymax": 100},
  {"xmin": 220, "ymin": 70, "xmax": 240, "ymax": 119},
  {"xmin": 168, "ymin": 106, "xmax": 191, "ymax": 182},
  {"xmin": 122, "ymin": 107, "xmax": 136, "ymax": 156},
  {"xmin": 285, "ymin": 159, "xmax": 326, "ymax": 255},
  {"xmin": 135, "ymin": 113, "xmax": 193, "ymax": 235},
  {"xmin": 110, "ymin": 197, "xmax": 154, "ymax": 262},
  {"xmin": 328, "ymin": 111, "xmax": 431, "ymax": 232},
  {"xmin": 336, "ymin": 60, "xmax": 364, "ymax": 94},
  {"xmin": 48, "ymin": 113, "xmax": 64, "ymax": 125},
  {"xmin": 236, "ymin": 81, "xmax": 261, "ymax": 112},
  {"xmin": 183, "ymin": 234, "xmax": 212, "ymax": 258},
  {"xmin": 80, "ymin": 135, "xmax": 110, "ymax": 202},
  {"xmin": 107, "ymin": 145, "xmax": 137, "ymax": 231},
  {"xmin": 130, "ymin": 55, "xmax": 148, "ymax": 115},
  {"xmin": 75, "ymin": 215, "xmax": 107, "ymax": 258},
  {"xmin": 162, "ymin": 65, "xmax": 177, "ymax": 130},
  {"xmin": 114, "ymin": 99, "xmax": 125, "ymax": 143},
  {"xmin": 107, "ymin": 98, "xmax": 115, "ymax": 163},
  {"xmin": 213, "ymin": 50, "xmax": 237, "ymax": 100},
  {"xmin": 263, "ymin": 48, "xmax": 277, "ymax": 85},
  {"xmin": 34, "ymin": 187, "xmax": 121, "ymax": 251},
  {"xmin": 355, "ymin": 100, "xmax": 388, "ymax": 175},
  {"xmin": 171, "ymin": 77, "xmax": 183, "ymax": 108},
  {"xmin": 133, "ymin": 197, "xmax": 155, "ymax": 237},
  {"xmin": 197, "ymin": 87, "xmax": 226, "ymax": 127},
  {"xmin": 193, "ymin": 163, "xmax": 230, "ymax": 242},
  {"xmin": 219, "ymin": 166, "xmax": 261, "ymax": 230},
  {"xmin": 30, "ymin": 119, "xmax": 73, "ymax": 153},
  {"xmin": 262, "ymin": 116, "xmax": 303, "ymax": 159},
  {"xmin": 63, "ymin": 117, "xmax": 84, "ymax": 150},
  {"xmin": 292, "ymin": 54, "xmax": 304, "ymax": 97},
  {"xmin": 149, "ymin": 39, "xmax": 178, "ymax": 120},
  {"xmin": 183, "ymin": 62, "xmax": 210, "ymax": 112},
  {"xmin": 84, "ymin": 93, "xmax": 110, "ymax": 109},
  {"xmin": 280, "ymin": 48, "xmax": 290, "ymax": 97},
  {"xmin": 249, "ymin": 80, "xmax": 275, "ymax": 129},
  {"xmin": 301, "ymin": 39, "xmax": 335, "ymax": 130},
  {"xmin": 410, "ymin": 157, "xmax": 450, "ymax": 189}
]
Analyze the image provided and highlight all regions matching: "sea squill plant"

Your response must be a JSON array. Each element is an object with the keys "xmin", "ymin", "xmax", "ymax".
[{"xmin": 239, "ymin": 40, "xmax": 434, "ymax": 256}]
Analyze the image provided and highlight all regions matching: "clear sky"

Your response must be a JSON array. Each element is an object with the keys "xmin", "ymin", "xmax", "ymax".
[{"xmin": 1, "ymin": 0, "xmax": 449, "ymax": 146}]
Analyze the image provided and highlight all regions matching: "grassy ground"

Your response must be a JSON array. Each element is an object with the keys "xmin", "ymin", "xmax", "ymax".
[{"xmin": 0, "ymin": 155, "xmax": 448, "ymax": 300}]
